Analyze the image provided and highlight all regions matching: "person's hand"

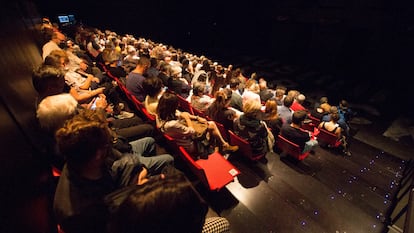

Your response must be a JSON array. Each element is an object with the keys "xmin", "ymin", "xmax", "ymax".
[
  {"xmin": 198, "ymin": 117, "xmax": 207, "ymax": 123},
  {"xmin": 137, "ymin": 167, "xmax": 149, "ymax": 185},
  {"xmin": 95, "ymin": 94, "xmax": 108, "ymax": 109},
  {"xmin": 95, "ymin": 87, "xmax": 105, "ymax": 94}
]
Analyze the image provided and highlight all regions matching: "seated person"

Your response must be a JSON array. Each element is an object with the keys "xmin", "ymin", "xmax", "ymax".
[
  {"xmin": 319, "ymin": 96, "xmax": 331, "ymax": 113},
  {"xmin": 167, "ymin": 65, "xmax": 190, "ymax": 99},
  {"xmin": 53, "ymin": 109, "xmax": 173, "ymax": 233},
  {"xmin": 262, "ymin": 98, "xmax": 283, "ymax": 136},
  {"xmin": 274, "ymin": 86, "xmax": 287, "ymax": 106},
  {"xmin": 40, "ymin": 50, "xmax": 104, "ymax": 103},
  {"xmin": 108, "ymin": 171, "xmax": 230, "ymax": 233},
  {"xmin": 281, "ymin": 110, "xmax": 318, "ymax": 153},
  {"xmin": 241, "ymin": 79, "xmax": 261, "ymax": 106},
  {"xmin": 191, "ymin": 82, "xmax": 214, "ymax": 112},
  {"xmin": 318, "ymin": 110, "xmax": 351, "ymax": 156},
  {"xmin": 291, "ymin": 93, "xmax": 308, "ymax": 112},
  {"xmin": 156, "ymin": 92, "xmax": 238, "ymax": 155},
  {"xmin": 258, "ymin": 78, "xmax": 274, "ymax": 102},
  {"xmin": 126, "ymin": 56, "xmax": 151, "ymax": 102},
  {"xmin": 206, "ymin": 89, "xmax": 238, "ymax": 131},
  {"xmin": 277, "ymin": 95, "xmax": 294, "ymax": 124},
  {"xmin": 322, "ymin": 106, "xmax": 350, "ymax": 137},
  {"xmin": 233, "ymin": 99, "xmax": 269, "ymax": 155},
  {"xmin": 143, "ymin": 76, "xmax": 165, "ymax": 116},
  {"xmin": 337, "ymin": 99, "xmax": 355, "ymax": 123}
]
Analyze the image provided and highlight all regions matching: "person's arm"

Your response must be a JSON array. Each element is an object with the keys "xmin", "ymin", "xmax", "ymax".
[
  {"xmin": 79, "ymin": 74, "xmax": 100, "ymax": 90},
  {"xmin": 179, "ymin": 111, "xmax": 195, "ymax": 128},
  {"xmin": 137, "ymin": 167, "xmax": 148, "ymax": 185},
  {"xmin": 69, "ymin": 87, "xmax": 105, "ymax": 103}
]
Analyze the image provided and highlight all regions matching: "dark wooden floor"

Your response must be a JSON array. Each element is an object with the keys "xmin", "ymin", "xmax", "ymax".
[{"xmin": 182, "ymin": 135, "xmax": 406, "ymax": 233}]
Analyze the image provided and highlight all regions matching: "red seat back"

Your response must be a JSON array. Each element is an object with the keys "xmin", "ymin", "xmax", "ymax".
[
  {"xmin": 179, "ymin": 146, "xmax": 240, "ymax": 191},
  {"xmin": 276, "ymin": 135, "xmax": 310, "ymax": 161},
  {"xmin": 317, "ymin": 128, "xmax": 340, "ymax": 147},
  {"xmin": 176, "ymin": 94, "xmax": 194, "ymax": 115},
  {"xmin": 228, "ymin": 130, "xmax": 265, "ymax": 161}
]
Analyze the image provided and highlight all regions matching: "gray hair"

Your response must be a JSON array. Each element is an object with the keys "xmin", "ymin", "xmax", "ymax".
[{"xmin": 36, "ymin": 93, "xmax": 78, "ymax": 132}]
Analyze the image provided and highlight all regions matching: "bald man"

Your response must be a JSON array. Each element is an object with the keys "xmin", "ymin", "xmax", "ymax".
[{"xmin": 42, "ymin": 31, "xmax": 66, "ymax": 60}]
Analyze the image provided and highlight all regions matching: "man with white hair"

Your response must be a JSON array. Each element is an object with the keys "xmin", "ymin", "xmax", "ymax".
[{"xmin": 291, "ymin": 93, "xmax": 308, "ymax": 112}]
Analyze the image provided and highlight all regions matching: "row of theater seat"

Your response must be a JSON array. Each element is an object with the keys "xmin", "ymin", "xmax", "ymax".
[
  {"xmin": 101, "ymin": 67, "xmax": 241, "ymax": 191},
  {"xmin": 101, "ymin": 64, "xmax": 344, "ymax": 190}
]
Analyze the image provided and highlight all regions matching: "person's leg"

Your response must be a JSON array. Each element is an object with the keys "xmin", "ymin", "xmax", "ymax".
[
  {"xmin": 129, "ymin": 137, "xmax": 174, "ymax": 175},
  {"xmin": 129, "ymin": 137, "xmax": 156, "ymax": 156},
  {"xmin": 207, "ymin": 121, "xmax": 238, "ymax": 152},
  {"xmin": 207, "ymin": 121, "xmax": 226, "ymax": 144},
  {"xmin": 115, "ymin": 124, "xmax": 154, "ymax": 141},
  {"xmin": 303, "ymin": 139, "xmax": 318, "ymax": 153},
  {"xmin": 138, "ymin": 154, "xmax": 174, "ymax": 175}
]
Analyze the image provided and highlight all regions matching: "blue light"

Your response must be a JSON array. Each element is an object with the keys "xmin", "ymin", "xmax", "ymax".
[
  {"xmin": 301, "ymin": 221, "xmax": 306, "ymax": 226},
  {"xmin": 314, "ymin": 210, "xmax": 319, "ymax": 215}
]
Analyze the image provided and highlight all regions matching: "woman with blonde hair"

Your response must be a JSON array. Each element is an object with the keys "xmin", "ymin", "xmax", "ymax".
[{"xmin": 233, "ymin": 99, "xmax": 268, "ymax": 155}]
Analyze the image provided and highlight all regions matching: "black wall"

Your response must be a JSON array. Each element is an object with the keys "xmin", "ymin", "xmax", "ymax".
[{"xmin": 0, "ymin": 2, "xmax": 56, "ymax": 232}]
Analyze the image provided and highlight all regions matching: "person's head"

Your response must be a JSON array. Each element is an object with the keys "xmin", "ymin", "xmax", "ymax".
[
  {"xmin": 320, "ymin": 96, "xmax": 328, "ymax": 104},
  {"xmin": 291, "ymin": 110, "xmax": 307, "ymax": 125},
  {"xmin": 170, "ymin": 65, "xmax": 182, "ymax": 78},
  {"xmin": 109, "ymin": 172, "xmax": 208, "ymax": 233},
  {"xmin": 243, "ymin": 99, "xmax": 262, "ymax": 118},
  {"xmin": 275, "ymin": 86, "xmax": 286, "ymax": 99},
  {"xmin": 287, "ymin": 90, "xmax": 299, "ymax": 99},
  {"xmin": 103, "ymin": 49, "xmax": 122, "ymax": 65},
  {"xmin": 330, "ymin": 111, "xmax": 340, "ymax": 123},
  {"xmin": 157, "ymin": 92, "xmax": 179, "ymax": 121},
  {"xmin": 36, "ymin": 93, "xmax": 78, "ymax": 132},
  {"xmin": 258, "ymin": 79, "xmax": 267, "ymax": 90},
  {"xmin": 55, "ymin": 109, "xmax": 112, "ymax": 170},
  {"xmin": 319, "ymin": 97, "xmax": 331, "ymax": 113},
  {"xmin": 283, "ymin": 95, "xmax": 294, "ymax": 108},
  {"xmin": 245, "ymin": 79, "xmax": 258, "ymax": 92},
  {"xmin": 32, "ymin": 64, "xmax": 66, "ymax": 100},
  {"xmin": 339, "ymin": 99, "xmax": 349, "ymax": 111},
  {"xmin": 52, "ymin": 31, "xmax": 66, "ymax": 45},
  {"xmin": 329, "ymin": 106, "xmax": 339, "ymax": 114},
  {"xmin": 214, "ymin": 89, "xmax": 231, "ymax": 106},
  {"xmin": 264, "ymin": 98, "xmax": 278, "ymax": 117},
  {"xmin": 44, "ymin": 49, "xmax": 69, "ymax": 69},
  {"xmin": 192, "ymin": 83, "xmax": 206, "ymax": 96},
  {"xmin": 296, "ymin": 94, "xmax": 306, "ymax": 104},
  {"xmin": 136, "ymin": 56, "xmax": 150, "ymax": 72},
  {"xmin": 142, "ymin": 76, "xmax": 163, "ymax": 98}
]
